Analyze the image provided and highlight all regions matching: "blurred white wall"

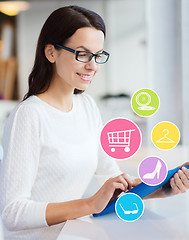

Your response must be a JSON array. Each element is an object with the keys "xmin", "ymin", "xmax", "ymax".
[
  {"xmin": 146, "ymin": 0, "xmax": 182, "ymax": 144},
  {"xmin": 17, "ymin": 1, "xmax": 63, "ymax": 100},
  {"xmin": 102, "ymin": 0, "xmax": 146, "ymax": 95},
  {"xmin": 181, "ymin": 0, "xmax": 189, "ymax": 145},
  {"xmin": 146, "ymin": 0, "xmax": 189, "ymax": 146},
  {"xmin": 0, "ymin": 217, "xmax": 4, "ymax": 240}
]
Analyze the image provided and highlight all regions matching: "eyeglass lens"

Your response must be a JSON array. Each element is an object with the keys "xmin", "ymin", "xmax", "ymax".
[{"xmin": 76, "ymin": 51, "xmax": 108, "ymax": 63}]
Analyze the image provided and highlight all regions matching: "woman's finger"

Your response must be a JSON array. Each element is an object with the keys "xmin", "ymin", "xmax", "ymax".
[
  {"xmin": 120, "ymin": 173, "xmax": 133, "ymax": 190},
  {"xmin": 182, "ymin": 167, "xmax": 189, "ymax": 181},
  {"xmin": 180, "ymin": 162, "xmax": 189, "ymax": 168},
  {"xmin": 112, "ymin": 182, "xmax": 126, "ymax": 192},
  {"xmin": 170, "ymin": 177, "xmax": 181, "ymax": 195},
  {"xmin": 116, "ymin": 175, "xmax": 129, "ymax": 190},
  {"xmin": 173, "ymin": 173, "xmax": 187, "ymax": 193},
  {"xmin": 132, "ymin": 178, "xmax": 142, "ymax": 187},
  {"xmin": 112, "ymin": 174, "xmax": 131, "ymax": 192},
  {"xmin": 178, "ymin": 169, "xmax": 189, "ymax": 188}
]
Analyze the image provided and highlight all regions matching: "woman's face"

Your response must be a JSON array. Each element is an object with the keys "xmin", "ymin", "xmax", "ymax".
[{"xmin": 52, "ymin": 27, "xmax": 105, "ymax": 91}]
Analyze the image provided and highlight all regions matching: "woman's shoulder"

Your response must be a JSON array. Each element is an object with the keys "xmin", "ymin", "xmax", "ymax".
[
  {"xmin": 8, "ymin": 96, "xmax": 43, "ymax": 122},
  {"xmin": 2, "ymin": 96, "xmax": 43, "ymax": 136}
]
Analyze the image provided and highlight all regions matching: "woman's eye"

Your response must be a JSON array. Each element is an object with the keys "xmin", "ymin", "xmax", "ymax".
[
  {"xmin": 96, "ymin": 54, "xmax": 101, "ymax": 58},
  {"xmin": 78, "ymin": 53, "xmax": 88, "ymax": 57}
]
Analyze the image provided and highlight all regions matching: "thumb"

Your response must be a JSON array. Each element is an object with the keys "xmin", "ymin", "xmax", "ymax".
[{"xmin": 132, "ymin": 178, "xmax": 142, "ymax": 187}]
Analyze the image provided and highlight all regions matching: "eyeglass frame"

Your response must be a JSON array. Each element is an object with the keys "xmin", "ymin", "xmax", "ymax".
[{"xmin": 55, "ymin": 44, "xmax": 110, "ymax": 64}]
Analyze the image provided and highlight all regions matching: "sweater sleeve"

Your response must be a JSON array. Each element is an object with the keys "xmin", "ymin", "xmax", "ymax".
[
  {"xmin": 0, "ymin": 104, "xmax": 48, "ymax": 231},
  {"xmin": 95, "ymin": 152, "xmax": 123, "ymax": 186},
  {"xmin": 88, "ymin": 97, "xmax": 122, "ymax": 185}
]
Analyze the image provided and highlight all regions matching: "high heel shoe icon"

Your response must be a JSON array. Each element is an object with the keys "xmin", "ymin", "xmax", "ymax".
[{"xmin": 143, "ymin": 160, "xmax": 162, "ymax": 179}]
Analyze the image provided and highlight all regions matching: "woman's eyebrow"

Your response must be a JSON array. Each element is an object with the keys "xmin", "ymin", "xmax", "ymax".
[{"xmin": 76, "ymin": 46, "xmax": 103, "ymax": 53}]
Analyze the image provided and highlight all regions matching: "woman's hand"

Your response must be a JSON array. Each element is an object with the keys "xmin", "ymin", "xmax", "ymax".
[
  {"xmin": 162, "ymin": 162, "xmax": 189, "ymax": 197},
  {"xmin": 89, "ymin": 173, "xmax": 133, "ymax": 214}
]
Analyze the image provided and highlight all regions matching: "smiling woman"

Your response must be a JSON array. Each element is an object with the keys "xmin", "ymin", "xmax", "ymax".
[
  {"xmin": 0, "ymin": 5, "xmax": 127, "ymax": 240},
  {"xmin": 1, "ymin": 5, "xmax": 189, "ymax": 240}
]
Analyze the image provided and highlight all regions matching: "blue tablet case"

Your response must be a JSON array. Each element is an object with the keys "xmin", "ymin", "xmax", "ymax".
[{"xmin": 93, "ymin": 165, "xmax": 189, "ymax": 217}]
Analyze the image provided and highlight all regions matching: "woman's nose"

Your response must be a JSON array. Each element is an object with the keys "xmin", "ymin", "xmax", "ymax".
[{"xmin": 85, "ymin": 57, "xmax": 99, "ymax": 71}]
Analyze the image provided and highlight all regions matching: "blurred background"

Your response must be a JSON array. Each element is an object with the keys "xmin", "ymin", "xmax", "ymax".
[{"xmin": 0, "ymin": 0, "xmax": 189, "ymax": 148}]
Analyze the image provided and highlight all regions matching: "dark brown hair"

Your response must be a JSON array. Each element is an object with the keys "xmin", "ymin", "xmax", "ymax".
[{"xmin": 23, "ymin": 5, "xmax": 106, "ymax": 100}]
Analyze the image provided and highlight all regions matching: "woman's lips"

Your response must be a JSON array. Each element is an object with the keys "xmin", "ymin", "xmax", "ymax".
[{"xmin": 77, "ymin": 73, "xmax": 94, "ymax": 81}]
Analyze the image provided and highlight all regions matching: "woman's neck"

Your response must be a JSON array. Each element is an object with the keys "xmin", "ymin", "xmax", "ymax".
[{"xmin": 36, "ymin": 80, "xmax": 74, "ymax": 112}]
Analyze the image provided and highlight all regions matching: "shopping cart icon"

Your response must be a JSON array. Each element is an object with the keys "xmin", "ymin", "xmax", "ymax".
[{"xmin": 107, "ymin": 129, "xmax": 135, "ymax": 152}]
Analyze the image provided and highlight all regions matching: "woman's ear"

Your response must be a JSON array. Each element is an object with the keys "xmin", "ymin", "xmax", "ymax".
[{"xmin": 44, "ymin": 44, "xmax": 56, "ymax": 63}]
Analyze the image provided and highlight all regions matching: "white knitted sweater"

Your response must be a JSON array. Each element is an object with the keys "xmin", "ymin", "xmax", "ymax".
[{"xmin": 0, "ymin": 94, "xmax": 122, "ymax": 240}]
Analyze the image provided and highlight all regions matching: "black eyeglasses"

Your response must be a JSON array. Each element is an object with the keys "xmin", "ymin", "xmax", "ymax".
[{"xmin": 55, "ymin": 44, "xmax": 110, "ymax": 64}]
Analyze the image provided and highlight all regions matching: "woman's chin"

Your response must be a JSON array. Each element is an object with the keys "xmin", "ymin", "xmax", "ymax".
[{"xmin": 76, "ymin": 82, "xmax": 91, "ymax": 91}]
